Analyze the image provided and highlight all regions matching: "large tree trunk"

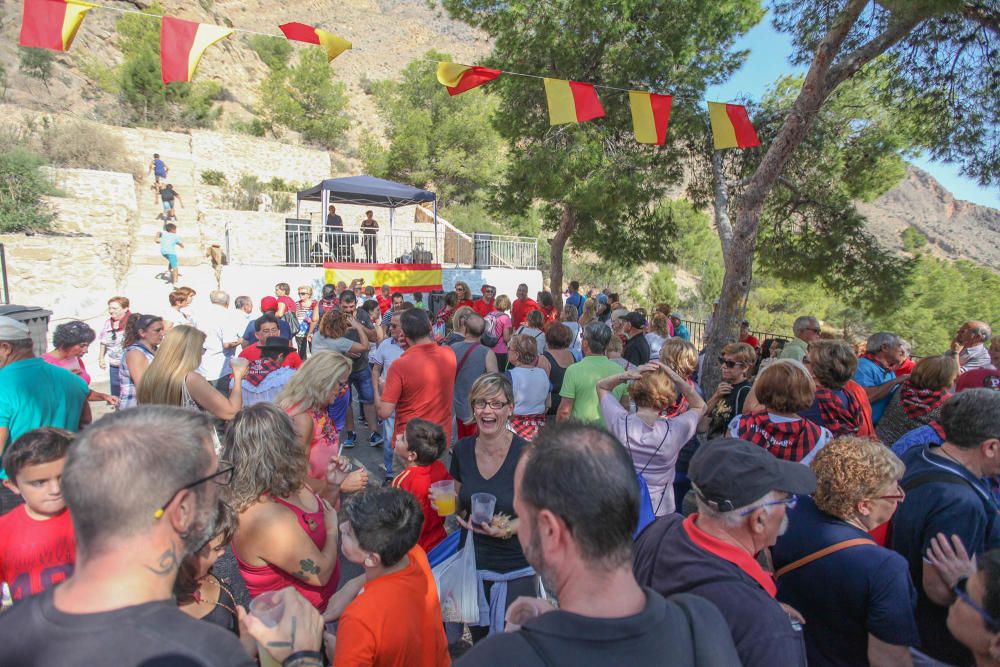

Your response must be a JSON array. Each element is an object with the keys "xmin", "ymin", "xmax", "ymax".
[
  {"xmin": 700, "ymin": 1, "xmax": 917, "ymax": 395},
  {"xmin": 549, "ymin": 204, "xmax": 576, "ymax": 310}
]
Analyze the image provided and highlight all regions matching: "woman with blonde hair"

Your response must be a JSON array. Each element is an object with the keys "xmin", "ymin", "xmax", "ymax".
[
  {"xmin": 506, "ymin": 333, "xmax": 550, "ymax": 441},
  {"xmin": 645, "ymin": 312, "xmax": 671, "ymax": 361},
  {"xmin": 276, "ymin": 351, "xmax": 367, "ymax": 495},
  {"xmin": 598, "ymin": 361, "xmax": 706, "ymax": 515},
  {"xmin": 877, "ymin": 354, "xmax": 960, "ymax": 446},
  {"xmin": 772, "ymin": 437, "xmax": 916, "ymax": 666},
  {"xmin": 578, "ymin": 297, "xmax": 598, "ymax": 328},
  {"xmin": 560, "ymin": 303, "xmax": 581, "ymax": 351},
  {"xmin": 224, "ymin": 403, "xmax": 350, "ymax": 611},
  {"xmin": 137, "ymin": 325, "xmax": 246, "ymax": 421},
  {"xmin": 732, "ymin": 359, "xmax": 831, "ymax": 463},
  {"xmin": 489, "ymin": 294, "xmax": 513, "ymax": 370},
  {"xmin": 454, "ymin": 280, "xmax": 475, "ymax": 310},
  {"xmin": 659, "ymin": 338, "xmax": 699, "ymax": 417}
]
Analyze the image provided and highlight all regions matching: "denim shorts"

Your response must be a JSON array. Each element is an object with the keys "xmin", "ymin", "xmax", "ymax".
[{"xmin": 349, "ymin": 366, "xmax": 374, "ymax": 404}]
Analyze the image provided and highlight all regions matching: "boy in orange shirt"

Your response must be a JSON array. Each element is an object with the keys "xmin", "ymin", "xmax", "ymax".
[
  {"xmin": 390, "ymin": 418, "xmax": 450, "ymax": 552},
  {"xmin": 333, "ymin": 487, "xmax": 449, "ymax": 667},
  {"xmin": 0, "ymin": 428, "xmax": 76, "ymax": 604}
]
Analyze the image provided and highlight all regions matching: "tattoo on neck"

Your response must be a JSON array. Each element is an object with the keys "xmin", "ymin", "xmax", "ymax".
[
  {"xmin": 266, "ymin": 615, "xmax": 296, "ymax": 649},
  {"xmin": 145, "ymin": 543, "xmax": 179, "ymax": 576}
]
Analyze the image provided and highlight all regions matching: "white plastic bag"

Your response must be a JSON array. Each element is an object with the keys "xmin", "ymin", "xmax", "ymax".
[{"xmin": 432, "ymin": 532, "xmax": 479, "ymax": 624}]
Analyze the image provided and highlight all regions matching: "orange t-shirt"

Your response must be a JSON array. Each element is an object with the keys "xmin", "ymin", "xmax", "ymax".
[
  {"xmin": 381, "ymin": 343, "xmax": 456, "ymax": 446},
  {"xmin": 333, "ymin": 547, "xmax": 449, "ymax": 667}
]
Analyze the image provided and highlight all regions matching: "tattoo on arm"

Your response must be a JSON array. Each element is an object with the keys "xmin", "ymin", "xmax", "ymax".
[
  {"xmin": 292, "ymin": 558, "xmax": 320, "ymax": 580},
  {"xmin": 144, "ymin": 543, "xmax": 179, "ymax": 576},
  {"xmin": 266, "ymin": 615, "xmax": 296, "ymax": 649}
]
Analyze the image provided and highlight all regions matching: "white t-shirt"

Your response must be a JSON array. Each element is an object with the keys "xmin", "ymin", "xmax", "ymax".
[
  {"xmin": 371, "ymin": 338, "xmax": 404, "ymax": 379},
  {"xmin": 196, "ymin": 305, "xmax": 246, "ymax": 381},
  {"xmin": 509, "ymin": 367, "xmax": 549, "ymax": 415}
]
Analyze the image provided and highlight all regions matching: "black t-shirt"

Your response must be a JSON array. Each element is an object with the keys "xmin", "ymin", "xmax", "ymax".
[
  {"xmin": 450, "ymin": 435, "xmax": 529, "ymax": 573},
  {"xmin": 706, "ymin": 380, "xmax": 752, "ymax": 439},
  {"xmin": 343, "ymin": 308, "xmax": 374, "ymax": 372},
  {"xmin": 160, "ymin": 187, "xmax": 177, "ymax": 202},
  {"xmin": 455, "ymin": 588, "xmax": 740, "ymax": 667},
  {"xmin": 326, "ymin": 213, "xmax": 343, "ymax": 230},
  {"xmin": 0, "ymin": 588, "xmax": 254, "ymax": 667},
  {"xmin": 623, "ymin": 334, "xmax": 651, "ymax": 367}
]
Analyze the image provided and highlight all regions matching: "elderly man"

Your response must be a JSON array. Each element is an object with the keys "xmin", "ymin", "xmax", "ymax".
[
  {"xmin": 557, "ymin": 322, "xmax": 624, "ymax": 427},
  {"xmin": 892, "ymin": 389, "xmax": 1000, "ymax": 666},
  {"xmin": 0, "ymin": 316, "xmax": 90, "ymax": 513},
  {"xmin": 621, "ymin": 312, "xmax": 650, "ymax": 366},
  {"xmin": 0, "ymin": 406, "xmax": 323, "ymax": 665},
  {"xmin": 949, "ymin": 321, "xmax": 994, "ymax": 373},
  {"xmin": 196, "ymin": 290, "xmax": 245, "ymax": 393},
  {"xmin": 956, "ymin": 337, "xmax": 1000, "ymax": 391},
  {"xmin": 779, "ymin": 315, "xmax": 821, "ymax": 362},
  {"xmin": 633, "ymin": 438, "xmax": 815, "ymax": 666},
  {"xmin": 854, "ymin": 331, "xmax": 908, "ymax": 425},
  {"xmin": 456, "ymin": 422, "xmax": 739, "ymax": 666}
]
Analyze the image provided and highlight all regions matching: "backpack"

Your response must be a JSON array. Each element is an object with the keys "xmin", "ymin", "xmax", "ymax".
[{"xmin": 481, "ymin": 311, "xmax": 501, "ymax": 348}]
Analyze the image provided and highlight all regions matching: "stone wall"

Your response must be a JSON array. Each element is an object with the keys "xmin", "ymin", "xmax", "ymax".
[{"xmin": 190, "ymin": 131, "xmax": 331, "ymax": 185}]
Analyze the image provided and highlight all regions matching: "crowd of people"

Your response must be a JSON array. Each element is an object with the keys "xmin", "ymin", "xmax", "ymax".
[{"xmin": 0, "ymin": 274, "xmax": 998, "ymax": 667}]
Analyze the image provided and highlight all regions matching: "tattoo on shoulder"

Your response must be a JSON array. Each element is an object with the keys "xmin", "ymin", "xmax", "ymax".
[{"xmin": 145, "ymin": 544, "xmax": 180, "ymax": 576}]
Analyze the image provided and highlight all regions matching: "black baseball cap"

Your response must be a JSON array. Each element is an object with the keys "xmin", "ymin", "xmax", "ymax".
[
  {"xmin": 689, "ymin": 438, "xmax": 816, "ymax": 512},
  {"xmin": 258, "ymin": 336, "xmax": 292, "ymax": 352},
  {"xmin": 623, "ymin": 312, "xmax": 645, "ymax": 329}
]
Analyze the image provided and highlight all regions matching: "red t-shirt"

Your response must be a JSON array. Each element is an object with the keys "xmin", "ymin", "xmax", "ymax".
[
  {"xmin": 472, "ymin": 299, "xmax": 494, "ymax": 318},
  {"xmin": 377, "ymin": 294, "xmax": 392, "ymax": 314},
  {"xmin": 740, "ymin": 334, "xmax": 759, "ymax": 349},
  {"xmin": 895, "ymin": 358, "xmax": 916, "ymax": 377},
  {"xmin": 239, "ymin": 343, "xmax": 302, "ymax": 369},
  {"xmin": 0, "ymin": 506, "xmax": 75, "ymax": 602},
  {"xmin": 381, "ymin": 343, "xmax": 456, "ymax": 446},
  {"xmin": 391, "ymin": 462, "xmax": 451, "ymax": 552},
  {"xmin": 456, "ymin": 299, "xmax": 476, "ymax": 312},
  {"xmin": 333, "ymin": 547, "xmax": 449, "ymax": 667},
  {"xmin": 957, "ymin": 367, "xmax": 1000, "ymax": 392},
  {"xmin": 511, "ymin": 298, "xmax": 539, "ymax": 328},
  {"xmin": 276, "ymin": 295, "xmax": 298, "ymax": 317}
]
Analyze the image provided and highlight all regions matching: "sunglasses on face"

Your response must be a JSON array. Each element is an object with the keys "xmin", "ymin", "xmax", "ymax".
[{"xmin": 717, "ymin": 357, "xmax": 745, "ymax": 368}]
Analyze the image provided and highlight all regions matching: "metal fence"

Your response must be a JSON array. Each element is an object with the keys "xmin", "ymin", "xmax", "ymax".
[{"xmin": 681, "ymin": 318, "xmax": 793, "ymax": 350}]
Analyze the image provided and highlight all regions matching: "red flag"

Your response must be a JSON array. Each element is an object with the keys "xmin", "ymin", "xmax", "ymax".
[
  {"xmin": 160, "ymin": 17, "xmax": 233, "ymax": 84},
  {"xmin": 436, "ymin": 62, "xmax": 502, "ymax": 96},
  {"xmin": 19, "ymin": 0, "xmax": 93, "ymax": 52},
  {"xmin": 279, "ymin": 22, "xmax": 351, "ymax": 62}
]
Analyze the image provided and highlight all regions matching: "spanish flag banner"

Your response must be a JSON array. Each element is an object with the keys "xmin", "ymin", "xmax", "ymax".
[
  {"xmin": 436, "ymin": 62, "xmax": 502, "ymax": 96},
  {"xmin": 708, "ymin": 102, "xmax": 761, "ymax": 150},
  {"xmin": 279, "ymin": 22, "xmax": 351, "ymax": 63},
  {"xmin": 323, "ymin": 263, "xmax": 443, "ymax": 294},
  {"xmin": 629, "ymin": 91, "xmax": 672, "ymax": 145},
  {"xmin": 19, "ymin": 0, "xmax": 94, "ymax": 52},
  {"xmin": 160, "ymin": 17, "xmax": 233, "ymax": 84},
  {"xmin": 543, "ymin": 78, "xmax": 605, "ymax": 125}
]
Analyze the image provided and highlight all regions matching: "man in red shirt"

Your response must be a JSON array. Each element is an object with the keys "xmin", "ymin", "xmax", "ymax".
[
  {"xmin": 0, "ymin": 428, "xmax": 75, "ymax": 602},
  {"xmin": 738, "ymin": 320, "xmax": 760, "ymax": 351},
  {"xmin": 376, "ymin": 310, "xmax": 456, "ymax": 447},
  {"xmin": 472, "ymin": 284, "xmax": 496, "ymax": 318},
  {"xmin": 511, "ymin": 283, "xmax": 539, "ymax": 329},
  {"xmin": 239, "ymin": 314, "xmax": 302, "ymax": 369}
]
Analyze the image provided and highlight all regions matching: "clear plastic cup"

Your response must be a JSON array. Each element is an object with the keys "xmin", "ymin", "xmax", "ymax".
[
  {"xmin": 249, "ymin": 590, "xmax": 285, "ymax": 667},
  {"xmin": 430, "ymin": 480, "xmax": 457, "ymax": 516},
  {"xmin": 470, "ymin": 492, "xmax": 497, "ymax": 525},
  {"xmin": 231, "ymin": 357, "xmax": 249, "ymax": 372}
]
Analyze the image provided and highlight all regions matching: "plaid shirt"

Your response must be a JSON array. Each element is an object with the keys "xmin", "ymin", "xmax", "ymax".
[
  {"xmin": 736, "ymin": 412, "xmax": 824, "ymax": 463},
  {"xmin": 118, "ymin": 344, "xmax": 154, "ymax": 408}
]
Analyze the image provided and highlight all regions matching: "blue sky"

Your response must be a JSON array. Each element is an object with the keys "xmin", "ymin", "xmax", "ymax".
[{"xmin": 705, "ymin": 18, "xmax": 999, "ymax": 209}]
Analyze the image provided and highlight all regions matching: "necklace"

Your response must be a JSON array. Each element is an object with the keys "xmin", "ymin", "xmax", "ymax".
[{"xmin": 190, "ymin": 576, "xmax": 239, "ymax": 621}]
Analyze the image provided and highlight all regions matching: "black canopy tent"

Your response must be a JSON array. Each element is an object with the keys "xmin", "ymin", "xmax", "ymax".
[{"xmin": 296, "ymin": 176, "xmax": 438, "ymax": 258}]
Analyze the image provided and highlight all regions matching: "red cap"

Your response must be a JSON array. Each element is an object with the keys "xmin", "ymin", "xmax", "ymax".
[{"xmin": 260, "ymin": 296, "xmax": 279, "ymax": 312}]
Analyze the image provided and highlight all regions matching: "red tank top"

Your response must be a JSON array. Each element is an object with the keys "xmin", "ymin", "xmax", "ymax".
[{"xmin": 235, "ymin": 493, "xmax": 340, "ymax": 610}]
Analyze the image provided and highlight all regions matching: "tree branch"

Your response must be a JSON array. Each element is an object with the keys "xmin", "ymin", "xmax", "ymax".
[
  {"xmin": 825, "ymin": 15, "xmax": 922, "ymax": 95},
  {"xmin": 962, "ymin": 2, "xmax": 1000, "ymax": 37}
]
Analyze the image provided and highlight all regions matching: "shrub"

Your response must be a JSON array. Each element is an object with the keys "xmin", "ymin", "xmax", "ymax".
[
  {"xmin": 901, "ymin": 226, "xmax": 928, "ymax": 252},
  {"xmin": 247, "ymin": 35, "xmax": 292, "ymax": 71},
  {"xmin": 201, "ymin": 169, "xmax": 227, "ymax": 186},
  {"xmin": 230, "ymin": 117, "xmax": 268, "ymax": 137},
  {"xmin": 0, "ymin": 147, "xmax": 57, "ymax": 232},
  {"xmin": 223, "ymin": 173, "xmax": 264, "ymax": 211},
  {"xmin": 37, "ymin": 121, "xmax": 143, "ymax": 180},
  {"xmin": 18, "ymin": 47, "xmax": 54, "ymax": 88},
  {"xmin": 272, "ymin": 192, "xmax": 293, "ymax": 213},
  {"xmin": 0, "ymin": 62, "xmax": 8, "ymax": 101},
  {"xmin": 75, "ymin": 55, "xmax": 119, "ymax": 93}
]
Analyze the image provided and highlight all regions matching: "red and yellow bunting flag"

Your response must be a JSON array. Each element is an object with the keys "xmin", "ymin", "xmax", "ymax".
[
  {"xmin": 629, "ymin": 91, "xmax": 672, "ymax": 145},
  {"xmin": 708, "ymin": 102, "xmax": 761, "ymax": 150},
  {"xmin": 436, "ymin": 62, "xmax": 502, "ymax": 96},
  {"xmin": 18, "ymin": 0, "xmax": 94, "ymax": 52},
  {"xmin": 543, "ymin": 78, "xmax": 605, "ymax": 125},
  {"xmin": 323, "ymin": 262, "xmax": 442, "ymax": 293},
  {"xmin": 160, "ymin": 17, "xmax": 233, "ymax": 84},
  {"xmin": 279, "ymin": 23, "xmax": 351, "ymax": 63}
]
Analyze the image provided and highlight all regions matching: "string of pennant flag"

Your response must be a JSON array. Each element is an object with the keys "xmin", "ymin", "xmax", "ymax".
[{"xmin": 18, "ymin": 0, "xmax": 761, "ymax": 151}]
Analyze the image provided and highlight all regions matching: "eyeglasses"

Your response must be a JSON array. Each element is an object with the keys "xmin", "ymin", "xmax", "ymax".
[
  {"xmin": 298, "ymin": 291, "xmax": 310, "ymax": 296},
  {"xmin": 739, "ymin": 494, "xmax": 798, "ymax": 516},
  {"xmin": 154, "ymin": 462, "xmax": 235, "ymax": 519},
  {"xmin": 874, "ymin": 482, "xmax": 905, "ymax": 502},
  {"xmin": 954, "ymin": 577, "xmax": 1000, "ymax": 632},
  {"xmin": 806, "ymin": 327, "xmax": 822, "ymax": 333},
  {"xmin": 473, "ymin": 400, "xmax": 510, "ymax": 410},
  {"xmin": 717, "ymin": 357, "xmax": 745, "ymax": 369}
]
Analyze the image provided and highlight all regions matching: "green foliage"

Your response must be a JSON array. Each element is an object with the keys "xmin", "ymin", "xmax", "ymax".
[
  {"xmin": 441, "ymin": 0, "xmax": 763, "ymax": 277},
  {"xmin": 0, "ymin": 62, "xmax": 8, "ymax": 100},
  {"xmin": 230, "ymin": 117, "xmax": 268, "ymax": 137},
  {"xmin": 259, "ymin": 49, "xmax": 350, "ymax": 148},
  {"xmin": 247, "ymin": 35, "xmax": 293, "ymax": 71},
  {"xmin": 363, "ymin": 50, "xmax": 508, "ymax": 207},
  {"xmin": 647, "ymin": 267, "xmax": 679, "ymax": 310},
  {"xmin": 223, "ymin": 174, "xmax": 266, "ymax": 211},
  {"xmin": 18, "ymin": 47, "xmax": 54, "ymax": 87},
  {"xmin": 272, "ymin": 192, "xmax": 293, "ymax": 213},
  {"xmin": 0, "ymin": 147, "xmax": 56, "ymax": 232},
  {"xmin": 201, "ymin": 169, "xmax": 228, "ymax": 186},
  {"xmin": 75, "ymin": 55, "xmax": 119, "ymax": 93},
  {"xmin": 901, "ymin": 226, "xmax": 928, "ymax": 252},
  {"xmin": 37, "ymin": 121, "xmax": 142, "ymax": 179}
]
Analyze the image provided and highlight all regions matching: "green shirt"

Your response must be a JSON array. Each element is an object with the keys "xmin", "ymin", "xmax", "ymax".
[
  {"xmin": 780, "ymin": 337, "xmax": 808, "ymax": 362},
  {"xmin": 560, "ymin": 355, "xmax": 626, "ymax": 427},
  {"xmin": 0, "ymin": 358, "xmax": 89, "ymax": 479}
]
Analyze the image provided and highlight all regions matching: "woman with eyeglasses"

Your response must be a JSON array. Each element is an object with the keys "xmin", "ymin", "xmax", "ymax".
[
  {"xmin": 430, "ymin": 373, "xmax": 536, "ymax": 642},
  {"xmin": 277, "ymin": 351, "xmax": 368, "ymax": 498},
  {"xmin": 698, "ymin": 342, "xmax": 755, "ymax": 440},
  {"xmin": 771, "ymin": 437, "xmax": 918, "ymax": 667},
  {"xmin": 454, "ymin": 281, "xmax": 475, "ymax": 311},
  {"xmin": 293, "ymin": 285, "xmax": 315, "ymax": 360},
  {"xmin": 224, "ymin": 403, "xmax": 353, "ymax": 612},
  {"xmin": 118, "ymin": 313, "xmax": 165, "ymax": 409},
  {"xmin": 137, "ymin": 325, "xmax": 247, "ymax": 421},
  {"xmin": 97, "ymin": 296, "xmax": 130, "ymax": 398},
  {"xmin": 945, "ymin": 549, "xmax": 1000, "ymax": 667}
]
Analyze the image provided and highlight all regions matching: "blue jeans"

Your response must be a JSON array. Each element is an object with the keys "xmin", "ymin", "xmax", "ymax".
[
  {"xmin": 109, "ymin": 365, "xmax": 121, "ymax": 400},
  {"xmin": 383, "ymin": 414, "xmax": 396, "ymax": 476},
  {"xmin": 349, "ymin": 367, "xmax": 374, "ymax": 404}
]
